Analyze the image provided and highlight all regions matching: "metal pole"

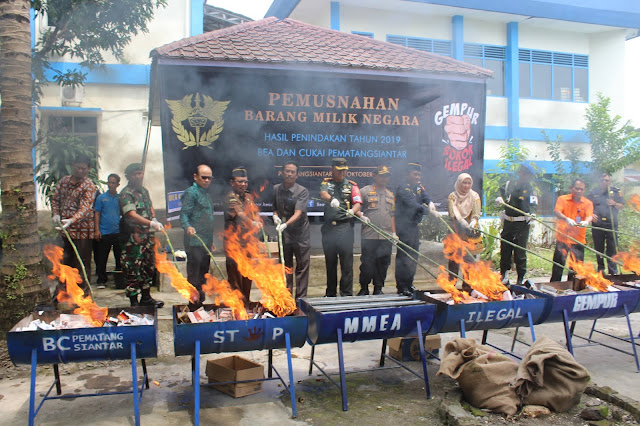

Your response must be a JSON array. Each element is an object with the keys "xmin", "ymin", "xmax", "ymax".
[{"xmin": 192, "ymin": 233, "xmax": 226, "ymax": 280}]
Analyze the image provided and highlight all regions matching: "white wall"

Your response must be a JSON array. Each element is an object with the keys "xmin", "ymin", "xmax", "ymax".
[
  {"xmin": 486, "ymin": 97, "xmax": 508, "ymax": 126},
  {"xmin": 589, "ymin": 30, "xmax": 626, "ymax": 117},
  {"xmin": 519, "ymin": 99, "xmax": 587, "ymax": 129},
  {"xmin": 519, "ymin": 25, "xmax": 590, "ymax": 54},
  {"xmin": 464, "ymin": 18, "xmax": 506, "ymax": 46}
]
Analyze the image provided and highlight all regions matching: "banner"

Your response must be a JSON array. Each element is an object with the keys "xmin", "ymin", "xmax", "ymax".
[{"xmin": 157, "ymin": 65, "xmax": 486, "ymax": 215}]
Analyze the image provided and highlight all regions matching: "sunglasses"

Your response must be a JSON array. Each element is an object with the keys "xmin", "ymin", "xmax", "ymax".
[{"xmin": 200, "ymin": 176, "xmax": 213, "ymax": 180}]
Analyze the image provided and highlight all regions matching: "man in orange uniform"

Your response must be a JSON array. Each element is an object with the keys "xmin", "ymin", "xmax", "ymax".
[{"xmin": 550, "ymin": 178, "xmax": 593, "ymax": 282}]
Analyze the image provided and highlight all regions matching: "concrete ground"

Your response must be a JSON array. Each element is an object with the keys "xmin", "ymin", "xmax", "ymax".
[{"xmin": 1, "ymin": 241, "xmax": 639, "ymax": 424}]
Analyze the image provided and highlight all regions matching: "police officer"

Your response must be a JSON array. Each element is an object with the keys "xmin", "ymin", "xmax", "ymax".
[
  {"xmin": 357, "ymin": 165, "xmax": 396, "ymax": 296},
  {"xmin": 320, "ymin": 158, "xmax": 362, "ymax": 297},
  {"xmin": 589, "ymin": 172, "xmax": 624, "ymax": 275},
  {"xmin": 394, "ymin": 162, "xmax": 436, "ymax": 296},
  {"xmin": 496, "ymin": 163, "xmax": 538, "ymax": 286},
  {"xmin": 119, "ymin": 163, "xmax": 165, "ymax": 308}
]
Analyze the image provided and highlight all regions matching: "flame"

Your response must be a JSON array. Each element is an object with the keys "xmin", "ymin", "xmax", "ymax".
[
  {"xmin": 442, "ymin": 233, "xmax": 479, "ymax": 264},
  {"xmin": 461, "ymin": 261, "xmax": 508, "ymax": 301},
  {"xmin": 165, "ymin": 222, "xmax": 172, "ymax": 230},
  {"xmin": 153, "ymin": 240, "xmax": 200, "ymax": 303},
  {"xmin": 613, "ymin": 248, "xmax": 640, "ymax": 275},
  {"xmin": 259, "ymin": 179, "xmax": 268, "ymax": 193},
  {"xmin": 628, "ymin": 194, "xmax": 640, "ymax": 213},
  {"xmin": 435, "ymin": 266, "xmax": 469, "ymax": 303},
  {"xmin": 202, "ymin": 273, "xmax": 248, "ymax": 320},
  {"xmin": 43, "ymin": 244, "xmax": 107, "ymax": 326},
  {"xmin": 567, "ymin": 253, "xmax": 611, "ymax": 292},
  {"xmin": 223, "ymin": 201, "xmax": 296, "ymax": 316},
  {"xmin": 284, "ymin": 266, "xmax": 293, "ymax": 275}
]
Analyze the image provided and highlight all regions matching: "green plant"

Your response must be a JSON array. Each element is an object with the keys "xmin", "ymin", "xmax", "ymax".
[
  {"xmin": 419, "ymin": 214, "xmax": 448, "ymax": 242},
  {"xmin": 544, "ymin": 131, "xmax": 586, "ymax": 194},
  {"xmin": 479, "ymin": 220, "xmax": 501, "ymax": 265},
  {"xmin": 34, "ymin": 134, "xmax": 102, "ymax": 207}
]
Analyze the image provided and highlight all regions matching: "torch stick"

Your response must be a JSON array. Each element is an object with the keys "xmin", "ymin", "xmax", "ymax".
[
  {"xmin": 587, "ymin": 224, "xmax": 637, "ymax": 239},
  {"xmin": 497, "ymin": 202, "xmax": 624, "ymax": 267},
  {"xmin": 160, "ymin": 228, "xmax": 177, "ymax": 260},
  {"xmin": 473, "ymin": 226, "xmax": 572, "ymax": 272},
  {"xmin": 607, "ymin": 199, "xmax": 619, "ymax": 254},
  {"xmin": 60, "ymin": 226, "xmax": 93, "ymax": 295},
  {"xmin": 277, "ymin": 228, "xmax": 287, "ymax": 282},
  {"xmin": 192, "ymin": 233, "xmax": 226, "ymax": 280}
]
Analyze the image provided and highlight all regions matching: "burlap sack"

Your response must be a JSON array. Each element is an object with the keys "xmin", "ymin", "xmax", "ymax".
[
  {"xmin": 514, "ymin": 335, "xmax": 590, "ymax": 412},
  {"xmin": 438, "ymin": 338, "xmax": 520, "ymax": 415}
]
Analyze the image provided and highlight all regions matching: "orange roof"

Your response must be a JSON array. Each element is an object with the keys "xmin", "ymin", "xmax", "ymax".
[{"xmin": 151, "ymin": 17, "xmax": 492, "ymax": 79}]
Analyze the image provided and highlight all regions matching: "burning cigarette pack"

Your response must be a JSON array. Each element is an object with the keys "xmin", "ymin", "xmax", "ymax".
[{"xmin": 13, "ymin": 310, "xmax": 154, "ymax": 331}]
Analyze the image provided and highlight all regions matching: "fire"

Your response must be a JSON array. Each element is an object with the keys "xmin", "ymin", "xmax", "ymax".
[
  {"xmin": 442, "ymin": 233, "xmax": 479, "ymax": 264},
  {"xmin": 435, "ymin": 266, "xmax": 469, "ymax": 303},
  {"xmin": 567, "ymin": 253, "xmax": 611, "ymax": 292},
  {"xmin": 43, "ymin": 244, "xmax": 108, "ymax": 326},
  {"xmin": 165, "ymin": 222, "xmax": 172, "ymax": 230},
  {"xmin": 461, "ymin": 261, "xmax": 508, "ymax": 301},
  {"xmin": 613, "ymin": 247, "xmax": 640, "ymax": 275},
  {"xmin": 284, "ymin": 266, "xmax": 294, "ymax": 275},
  {"xmin": 153, "ymin": 240, "xmax": 200, "ymax": 303},
  {"xmin": 223, "ymin": 201, "xmax": 296, "ymax": 317},
  {"xmin": 202, "ymin": 273, "xmax": 248, "ymax": 320},
  {"xmin": 628, "ymin": 194, "xmax": 640, "ymax": 213}
]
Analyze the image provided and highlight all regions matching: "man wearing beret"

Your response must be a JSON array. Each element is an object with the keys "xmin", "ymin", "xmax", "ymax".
[
  {"xmin": 119, "ymin": 163, "xmax": 165, "ymax": 307},
  {"xmin": 319, "ymin": 158, "xmax": 362, "ymax": 297},
  {"xmin": 357, "ymin": 165, "xmax": 396, "ymax": 296},
  {"xmin": 394, "ymin": 162, "xmax": 436, "ymax": 296}
]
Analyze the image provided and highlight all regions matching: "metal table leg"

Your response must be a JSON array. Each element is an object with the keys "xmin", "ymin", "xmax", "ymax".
[
  {"xmin": 194, "ymin": 340, "xmax": 201, "ymax": 426},
  {"xmin": 416, "ymin": 321, "xmax": 431, "ymax": 399},
  {"xmin": 379, "ymin": 339, "xmax": 387, "ymax": 367},
  {"xmin": 130, "ymin": 343, "xmax": 140, "ymax": 426},
  {"xmin": 142, "ymin": 359, "xmax": 149, "ymax": 389},
  {"xmin": 527, "ymin": 311, "xmax": 536, "ymax": 343},
  {"xmin": 29, "ymin": 349, "xmax": 37, "ymax": 426},
  {"xmin": 285, "ymin": 333, "xmax": 297, "ymax": 418},
  {"xmin": 53, "ymin": 364, "xmax": 62, "ymax": 395},
  {"xmin": 336, "ymin": 328, "xmax": 348, "ymax": 411},
  {"xmin": 308, "ymin": 344, "xmax": 315, "ymax": 375},
  {"xmin": 623, "ymin": 304, "xmax": 640, "ymax": 371},
  {"xmin": 268, "ymin": 349, "xmax": 273, "ymax": 379},
  {"xmin": 562, "ymin": 309, "xmax": 574, "ymax": 355},
  {"xmin": 459, "ymin": 319, "xmax": 467, "ymax": 338}
]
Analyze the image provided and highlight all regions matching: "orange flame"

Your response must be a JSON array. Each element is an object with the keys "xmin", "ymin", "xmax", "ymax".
[
  {"xmin": 442, "ymin": 233, "xmax": 479, "ymax": 264},
  {"xmin": 435, "ymin": 266, "xmax": 469, "ymax": 303},
  {"xmin": 259, "ymin": 179, "xmax": 268, "ymax": 193},
  {"xmin": 43, "ymin": 244, "xmax": 108, "ymax": 326},
  {"xmin": 613, "ymin": 248, "xmax": 640, "ymax": 275},
  {"xmin": 284, "ymin": 266, "xmax": 294, "ymax": 275},
  {"xmin": 165, "ymin": 222, "xmax": 172, "ymax": 230},
  {"xmin": 202, "ymin": 273, "xmax": 248, "ymax": 320},
  {"xmin": 628, "ymin": 194, "xmax": 640, "ymax": 213},
  {"xmin": 153, "ymin": 240, "xmax": 200, "ymax": 303},
  {"xmin": 224, "ymin": 201, "xmax": 296, "ymax": 316},
  {"xmin": 461, "ymin": 261, "xmax": 508, "ymax": 301},
  {"xmin": 567, "ymin": 253, "xmax": 611, "ymax": 292}
]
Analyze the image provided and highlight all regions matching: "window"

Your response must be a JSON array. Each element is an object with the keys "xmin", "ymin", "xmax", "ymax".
[
  {"xmin": 352, "ymin": 31, "xmax": 374, "ymax": 39},
  {"xmin": 47, "ymin": 115, "xmax": 99, "ymax": 152},
  {"xmin": 386, "ymin": 35, "xmax": 452, "ymax": 57},
  {"xmin": 519, "ymin": 49, "xmax": 589, "ymax": 102},
  {"xmin": 464, "ymin": 44, "xmax": 505, "ymax": 96}
]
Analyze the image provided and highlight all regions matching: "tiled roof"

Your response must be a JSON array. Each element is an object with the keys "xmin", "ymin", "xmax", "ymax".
[{"xmin": 151, "ymin": 17, "xmax": 492, "ymax": 79}]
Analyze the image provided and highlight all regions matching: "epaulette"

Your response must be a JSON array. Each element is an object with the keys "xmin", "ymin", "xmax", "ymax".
[
  {"xmin": 348, "ymin": 180, "xmax": 358, "ymax": 186},
  {"xmin": 323, "ymin": 177, "xmax": 333, "ymax": 182}
]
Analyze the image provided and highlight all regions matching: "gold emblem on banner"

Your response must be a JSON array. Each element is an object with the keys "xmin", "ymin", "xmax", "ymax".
[{"xmin": 165, "ymin": 93, "xmax": 230, "ymax": 149}]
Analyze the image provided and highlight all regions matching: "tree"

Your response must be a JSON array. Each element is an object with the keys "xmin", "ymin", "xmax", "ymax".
[
  {"xmin": 585, "ymin": 93, "xmax": 640, "ymax": 175},
  {"xmin": 544, "ymin": 131, "xmax": 585, "ymax": 195},
  {"xmin": 0, "ymin": 0, "xmax": 50, "ymax": 334}
]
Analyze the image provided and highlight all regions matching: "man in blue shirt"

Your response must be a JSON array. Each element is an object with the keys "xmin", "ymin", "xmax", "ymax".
[{"xmin": 94, "ymin": 173, "xmax": 122, "ymax": 287}]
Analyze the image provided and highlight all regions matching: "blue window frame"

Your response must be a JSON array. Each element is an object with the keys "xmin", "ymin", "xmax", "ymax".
[
  {"xmin": 464, "ymin": 43, "xmax": 505, "ymax": 97},
  {"xmin": 352, "ymin": 31, "xmax": 374, "ymax": 39},
  {"xmin": 386, "ymin": 35, "xmax": 452, "ymax": 57},
  {"xmin": 519, "ymin": 49, "xmax": 589, "ymax": 102}
]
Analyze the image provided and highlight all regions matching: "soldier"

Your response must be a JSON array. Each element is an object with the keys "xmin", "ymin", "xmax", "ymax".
[
  {"xmin": 180, "ymin": 164, "xmax": 216, "ymax": 303},
  {"xmin": 224, "ymin": 166, "xmax": 261, "ymax": 304},
  {"xmin": 273, "ymin": 161, "xmax": 311, "ymax": 299},
  {"xmin": 319, "ymin": 158, "xmax": 362, "ymax": 297},
  {"xmin": 588, "ymin": 172, "xmax": 624, "ymax": 274},
  {"xmin": 119, "ymin": 163, "xmax": 165, "ymax": 308},
  {"xmin": 495, "ymin": 163, "xmax": 538, "ymax": 285},
  {"xmin": 357, "ymin": 165, "xmax": 396, "ymax": 296},
  {"xmin": 394, "ymin": 162, "xmax": 436, "ymax": 296}
]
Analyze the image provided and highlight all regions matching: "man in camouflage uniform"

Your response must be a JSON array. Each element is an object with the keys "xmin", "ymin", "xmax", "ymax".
[
  {"xmin": 319, "ymin": 158, "xmax": 362, "ymax": 297},
  {"xmin": 119, "ymin": 163, "xmax": 165, "ymax": 307}
]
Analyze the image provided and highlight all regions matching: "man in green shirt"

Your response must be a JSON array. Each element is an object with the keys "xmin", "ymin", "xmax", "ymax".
[{"xmin": 180, "ymin": 164, "xmax": 216, "ymax": 302}]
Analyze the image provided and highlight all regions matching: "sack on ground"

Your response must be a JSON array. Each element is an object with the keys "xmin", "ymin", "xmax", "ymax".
[
  {"xmin": 514, "ymin": 335, "xmax": 590, "ymax": 412},
  {"xmin": 438, "ymin": 338, "xmax": 520, "ymax": 415}
]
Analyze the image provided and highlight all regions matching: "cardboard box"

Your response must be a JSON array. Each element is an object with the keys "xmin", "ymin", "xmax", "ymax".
[
  {"xmin": 388, "ymin": 335, "xmax": 441, "ymax": 362},
  {"xmin": 206, "ymin": 355, "xmax": 264, "ymax": 398}
]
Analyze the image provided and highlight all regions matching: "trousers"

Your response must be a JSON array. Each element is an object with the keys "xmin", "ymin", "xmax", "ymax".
[
  {"xmin": 395, "ymin": 225, "xmax": 420, "ymax": 292},
  {"xmin": 283, "ymin": 238, "xmax": 311, "ymax": 299},
  {"xmin": 359, "ymin": 239, "xmax": 392, "ymax": 290},
  {"xmin": 550, "ymin": 241, "xmax": 585, "ymax": 282},
  {"xmin": 94, "ymin": 233, "xmax": 122, "ymax": 283},
  {"xmin": 592, "ymin": 227, "xmax": 618, "ymax": 275},
  {"xmin": 500, "ymin": 220, "xmax": 530, "ymax": 282},
  {"xmin": 187, "ymin": 245, "xmax": 210, "ymax": 301},
  {"xmin": 322, "ymin": 222, "xmax": 354, "ymax": 297}
]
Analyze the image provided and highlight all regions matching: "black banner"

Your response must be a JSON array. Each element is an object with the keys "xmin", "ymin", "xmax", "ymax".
[{"xmin": 157, "ymin": 65, "xmax": 486, "ymax": 216}]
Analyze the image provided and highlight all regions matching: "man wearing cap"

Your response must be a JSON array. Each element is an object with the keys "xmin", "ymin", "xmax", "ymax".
[
  {"xmin": 273, "ymin": 161, "xmax": 310, "ymax": 299},
  {"xmin": 394, "ymin": 162, "xmax": 436, "ymax": 296},
  {"xmin": 119, "ymin": 163, "xmax": 165, "ymax": 308},
  {"xmin": 495, "ymin": 163, "xmax": 538, "ymax": 285},
  {"xmin": 224, "ymin": 166, "xmax": 261, "ymax": 304},
  {"xmin": 180, "ymin": 164, "xmax": 216, "ymax": 303},
  {"xmin": 357, "ymin": 165, "xmax": 396, "ymax": 296},
  {"xmin": 319, "ymin": 158, "xmax": 362, "ymax": 297},
  {"xmin": 588, "ymin": 172, "xmax": 624, "ymax": 275}
]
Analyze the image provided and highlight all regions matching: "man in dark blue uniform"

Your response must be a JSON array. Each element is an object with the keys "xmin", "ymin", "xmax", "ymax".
[
  {"xmin": 394, "ymin": 162, "xmax": 436, "ymax": 296},
  {"xmin": 320, "ymin": 158, "xmax": 362, "ymax": 297},
  {"xmin": 588, "ymin": 172, "xmax": 624, "ymax": 275}
]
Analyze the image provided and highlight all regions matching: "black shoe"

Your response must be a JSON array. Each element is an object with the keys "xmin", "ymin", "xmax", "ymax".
[
  {"xmin": 139, "ymin": 289, "xmax": 164, "ymax": 308},
  {"xmin": 129, "ymin": 295, "xmax": 140, "ymax": 307},
  {"xmin": 357, "ymin": 288, "xmax": 370, "ymax": 296},
  {"xmin": 373, "ymin": 287, "xmax": 383, "ymax": 295},
  {"xmin": 400, "ymin": 289, "xmax": 413, "ymax": 297}
]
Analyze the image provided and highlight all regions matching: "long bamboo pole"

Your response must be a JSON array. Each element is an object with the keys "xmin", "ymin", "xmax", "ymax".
[
  {"xmin": 60, "ymin": 226, "xmax": 93, "ymax": 295},
  {"xmin": 192, "ymin": 233, "xmax": 226, "ymax": 280}
]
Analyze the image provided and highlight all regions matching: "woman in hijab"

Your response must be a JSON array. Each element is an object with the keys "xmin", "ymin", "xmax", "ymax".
[{"xmin": 447, "ymin": 173, "xmax": 482, "ymax": 289}]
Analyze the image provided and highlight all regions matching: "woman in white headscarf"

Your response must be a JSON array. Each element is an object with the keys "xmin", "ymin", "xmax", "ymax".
[{"xmin": 447, "ymin": 173, "xmax": 482, "ymax": 289}]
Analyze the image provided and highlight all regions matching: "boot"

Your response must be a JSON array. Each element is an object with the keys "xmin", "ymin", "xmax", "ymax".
[
  {"xmin": 357, "ymin": 286, "xmax": 370, "ymax": 296},
  {"xmin": 373, "ymin": 286, "xmax": 383, "ymax": 295},
  {"xmin": 139, "ymin": 288, "xmax": 164, "ymax": 308},
  {"xmin": 129, "ymin": 294, "xmax": 140, "ymax": 307}
]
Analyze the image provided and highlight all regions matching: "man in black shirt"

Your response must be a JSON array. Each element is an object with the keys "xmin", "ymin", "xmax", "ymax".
[
  {"xmin": 497, "ymin": 163, "xmax": 538, "ymax": 285},
  {"xmin": 588, "ymin": 172, "xmax": 624, "ymax": 274},
  {"xmin": 273, "ymin": 161, "xmax": 311, "ymax": 299}
]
